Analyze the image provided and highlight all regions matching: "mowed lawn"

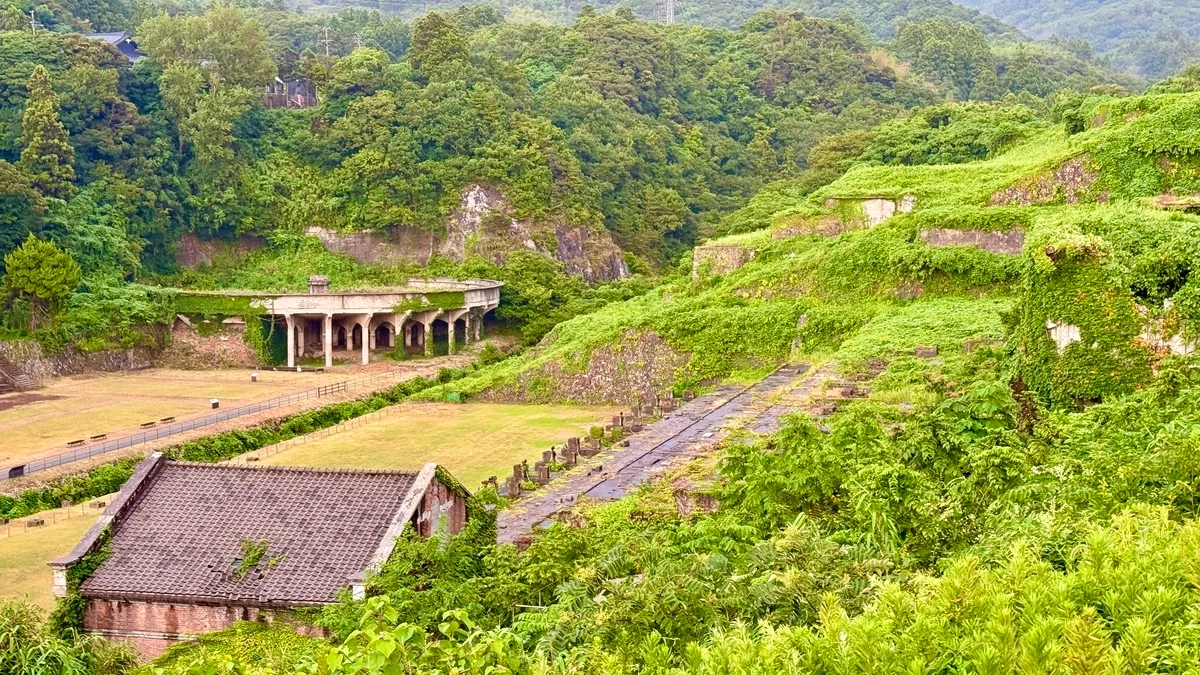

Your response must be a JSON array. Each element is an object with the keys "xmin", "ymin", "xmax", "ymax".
[
  {"xmin": 0, "ymin": 369, "xmax": 338, "ymax": 467},
  {"xmin": 262, "ymin": 403, "xmax": 620, "ymax": 489},
  {"xmin": 0, "ymin": 512, "xmax": 97, "ymax": 611}
]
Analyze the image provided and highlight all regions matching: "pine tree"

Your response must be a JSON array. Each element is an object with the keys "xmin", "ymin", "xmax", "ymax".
[
  {"xmin": 1, "ymin": 234, "xmax": 81, "ymax": 330},
  {"xmin": 17, "ymin": 66, "xmax": 76, "ymax": 201}
]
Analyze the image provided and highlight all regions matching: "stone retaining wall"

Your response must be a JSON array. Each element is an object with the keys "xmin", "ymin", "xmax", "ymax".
[
  {"xmin": 0, "ymin": 339, "xmax": 160, "ymax": 387},
  {"xmin": 919, "ymin": 228, "xmax": 1026, "ymax": 254},
  {"xmin": 692, "ymin": 245, "xmax": 757, "ymax": 279}
]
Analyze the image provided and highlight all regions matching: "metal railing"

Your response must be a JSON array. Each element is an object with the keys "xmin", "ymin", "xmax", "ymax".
[{"xmin": 4, "ymin": 371, "xmax": 403, "ymax": 480}]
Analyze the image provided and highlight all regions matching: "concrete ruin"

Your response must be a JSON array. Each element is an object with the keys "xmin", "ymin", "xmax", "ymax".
[
  {"xmin": 1045, "ymin": 320, "xmax": 1082, "ymax": 353},
  {"xmin": 180, "ymin": 277, "xmax": 501, "ymax": 368},
  {"xmin": 919, "ymin": 228, "xmax": 1026, "ymax": 255}
]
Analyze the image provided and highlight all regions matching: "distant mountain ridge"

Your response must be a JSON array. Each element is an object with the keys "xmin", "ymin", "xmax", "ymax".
[{"xmin": 937, "ymin": 0, "xmax": 1200, "ymax": 78}]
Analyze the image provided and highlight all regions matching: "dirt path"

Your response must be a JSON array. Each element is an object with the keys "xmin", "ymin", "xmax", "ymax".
[{"xmin": 495, "ymin": 362, "xmax": 839, "ymax": 544}]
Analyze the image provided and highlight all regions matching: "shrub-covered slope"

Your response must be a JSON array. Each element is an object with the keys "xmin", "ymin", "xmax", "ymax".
[{"xmin": 435, "ymin": 91, "xmax": 1200, "ymax": 408}]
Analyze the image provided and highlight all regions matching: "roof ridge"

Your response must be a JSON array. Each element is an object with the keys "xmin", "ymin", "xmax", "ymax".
[{"xmin": 166, "ymin": 460, "xmax": 423, "ymax": 477}]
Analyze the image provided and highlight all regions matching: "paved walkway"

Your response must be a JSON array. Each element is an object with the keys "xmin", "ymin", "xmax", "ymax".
[{"xmin": 495, "ymin": 362, "xmax": 839, "ymax": 544}]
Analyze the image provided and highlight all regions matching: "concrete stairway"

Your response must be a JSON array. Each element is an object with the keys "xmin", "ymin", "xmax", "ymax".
[{"xmin": 0, "ymin": 354, "xmax": 35, "ymax": 392}]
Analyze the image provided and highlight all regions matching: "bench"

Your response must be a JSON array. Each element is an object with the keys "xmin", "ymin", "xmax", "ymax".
[
  {"xmin": 26, "ymin": 518, "xmax": 44, "ymax": 528},
  {"xmin": 90, "ymin": 500, "xmax": 107, "ymax": 509},
  {"xmin": 67, "ymin": 439, "xmax": 85, "ymax": 447},
  {"xmin": 159, "ymin": 416, "xmax": 176, "ymax": 424},
  {"xmin": 140, "ymin": 421, "xmax": 156, "ymax": 428},
  {"xmin": 89, "ymin": 434, "xmax": 107, "ymax": 442}
]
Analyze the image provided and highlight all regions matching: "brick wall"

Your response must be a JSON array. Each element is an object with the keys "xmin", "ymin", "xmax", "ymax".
[
  {"xmin": 84, "ymin": 599, "xmax": 262, "ymax": 660},
  {"xmin": 417, "ymin": 479, "xmax": 468, "ymax": 538}
]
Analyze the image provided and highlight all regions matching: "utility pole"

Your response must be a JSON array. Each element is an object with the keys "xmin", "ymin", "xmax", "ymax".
[
  {"xmin": 319, "ymin": 26, "xmax": 333, "ymax": 70},
  {"xmin": 29, "ymin": 9, "xmax": 41, "ymax": 35}
]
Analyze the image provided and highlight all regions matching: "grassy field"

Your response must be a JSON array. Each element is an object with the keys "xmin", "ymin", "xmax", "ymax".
[
  {"xmin": 0, "ymin": 509, "xmax": 99, "ymax": 611},
  {"xmin": 0, "ymin": 368, "xmax": 339, "ymax": 467},
  {"xmin": 261, "ymin": 403, "xmax": 619, "ymax": 489}
]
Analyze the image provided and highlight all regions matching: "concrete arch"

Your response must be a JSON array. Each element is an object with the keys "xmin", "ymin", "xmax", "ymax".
[
  {"xmin": 373, "ymin": 321, "xmax": 395, "ymax": 349},
  {"xmin": 453, "ymin": 317, "xmax": 468, "ymax": 347}
]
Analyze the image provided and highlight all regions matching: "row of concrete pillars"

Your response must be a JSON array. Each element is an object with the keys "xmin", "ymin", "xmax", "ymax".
[{"xmin": 283, "ymin": 311, "xmax": 483, "ymax": 368}]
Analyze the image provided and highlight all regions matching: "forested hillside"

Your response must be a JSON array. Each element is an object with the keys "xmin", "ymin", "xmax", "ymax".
[
  {"xmin": 954, "ymin": 0, "xmax": 1200, "ymax": 80},
  {"xmin": 0, "ymin": 2, "xmax": 1136, "ymax": 355}
]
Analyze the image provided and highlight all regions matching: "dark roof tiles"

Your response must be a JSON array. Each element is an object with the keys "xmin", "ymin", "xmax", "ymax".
[{"xmin": 81, "ymin": 462, "xmax": 419, "ymax": 605}]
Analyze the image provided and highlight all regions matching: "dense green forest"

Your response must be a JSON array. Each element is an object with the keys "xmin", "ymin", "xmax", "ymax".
[{"xmin": 0, "ymin": 0, "xmax": 1136, "ymax": 353}]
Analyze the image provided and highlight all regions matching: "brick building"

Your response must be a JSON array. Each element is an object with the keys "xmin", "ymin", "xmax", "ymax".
[{"xmin": 50, "ymin": 453, "xmax": 469, "ymax": 659}]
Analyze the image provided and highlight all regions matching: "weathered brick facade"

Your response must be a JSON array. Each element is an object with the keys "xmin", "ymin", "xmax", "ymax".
[
  {"xmin": 84, "ymin": 600, "xmax": 263, "ymax": 660},
  {"xmin": 53, "ymin": 455, "xmax": 470, "ymax": 661}
]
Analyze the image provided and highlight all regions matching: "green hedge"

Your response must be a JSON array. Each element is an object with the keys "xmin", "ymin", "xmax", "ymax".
[{"xmin": 0, "ymin": 367, "xmax": 473, "ymax": 521}]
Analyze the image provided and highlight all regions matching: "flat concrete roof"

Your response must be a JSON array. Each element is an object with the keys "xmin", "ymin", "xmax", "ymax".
[{"xmin": 177, "ymin": 278, "xmax": 502, "ymax": 298}]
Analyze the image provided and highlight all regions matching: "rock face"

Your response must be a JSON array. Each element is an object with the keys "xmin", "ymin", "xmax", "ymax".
[
  {"xmin": 692, "ymin": 245, "xmax": 757, "ymax": 279},
  {"xmin": 991, "ymin": 157, "xmax": 1103, "ymax": 206},
  {"xmin": 176, "ymin": 185, "xmax": 629, "ymax": 283},
  {"xmin": 305, "ymin": 225, "xmax": 434, "ymax": 266},
  {"xmin": 175, "ymin": 234, "xmax": 263, "ymax": 268},
  {"xmin": 920, "ymin": 228, "xmax": 1026, "ymax": 255},
  {"xmin": 481, "ymin": 330, "xmax": 688, "ymax": 405},
  {"xmin": 158, "ymin": 318, "xmax": 259, "ymax": 369},
  {"xmin": 442, "ymin": 184, "xmax": 629, "ymax": 283}
]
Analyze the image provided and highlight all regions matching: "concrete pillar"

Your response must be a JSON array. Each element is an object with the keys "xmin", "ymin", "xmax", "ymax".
[
  {"xmin": 424, "ymin": 320, "xmax": 432, "ymax": 357},
  {"xmin": 361, "ymin": 314, "xmax": 372, "ymax": 365},
  {"xmin": 285, "ymin": 314, "xmax": 295, "ymax": 368},
  {"xmin": 404, "ymin": 323, "xmax": 412, "ymax": 347},
  {"xmin": 297, "ymin": 320, "xmax": 305, "ymax": 357},
  {"xmin": 474, "ymin": 313, "xmax": 482, "ymax": 341},
  {"xmin": 323, "ymin": 314, "xmax": 333, "ymax": 368},
  {"xmin": 448, "ymin": 317, "xmax": 456, "ymax": 355}
]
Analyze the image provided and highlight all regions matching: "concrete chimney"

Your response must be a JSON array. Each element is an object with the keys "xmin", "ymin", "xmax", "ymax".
[{"xmin": 308, "ymin": 275, "xmax": 330, "ymax": 294}]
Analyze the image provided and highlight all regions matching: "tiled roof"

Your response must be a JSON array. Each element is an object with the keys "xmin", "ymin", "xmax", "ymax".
[{"xmin": 81, "ymin": 462, "xmax": 420, "ymax": 605}]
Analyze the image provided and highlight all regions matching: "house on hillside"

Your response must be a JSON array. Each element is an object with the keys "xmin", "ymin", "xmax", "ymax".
[
  {"xmin": 82, "ymin": 31, "xmax": 143, "ymax": 64},
  {"xmin": 263, "ymin": 77, "xmax": 318, "ymax": 109},
  {"xmin": 50, "ymin": 454, "xmax": 469, "ymax": 660}
]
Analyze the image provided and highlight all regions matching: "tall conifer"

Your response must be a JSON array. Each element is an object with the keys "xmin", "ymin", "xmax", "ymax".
[{"xmin": 18, "ymin": 65, "xmax": 76, "ymax": 200}]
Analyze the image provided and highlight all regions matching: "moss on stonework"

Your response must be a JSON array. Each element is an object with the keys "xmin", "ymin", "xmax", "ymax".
[
  {"xmin": 393, "ymin": 291, "xmax": 466, "ymax": 313},
  {"xmin": 175, "ymin": 293, "xmax": 266, "ymax": 316}
]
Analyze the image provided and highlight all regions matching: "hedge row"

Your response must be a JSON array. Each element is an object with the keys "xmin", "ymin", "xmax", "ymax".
[{"xmin": 0, "ymin": 367, "xmax": 473, "ymax": 521}]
